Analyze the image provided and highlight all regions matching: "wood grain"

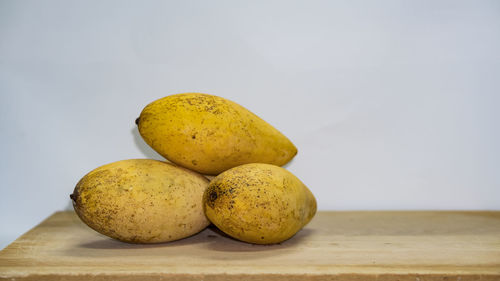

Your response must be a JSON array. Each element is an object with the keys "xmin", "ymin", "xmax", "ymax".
[{"xmin": 1, "ymin": 211, "xmax": 499, "ymax": 280}]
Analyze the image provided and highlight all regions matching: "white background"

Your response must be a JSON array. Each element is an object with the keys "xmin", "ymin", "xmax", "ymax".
[{"xmin": 1, "ymin": 0, "xmax": 499, "ymax": 249}]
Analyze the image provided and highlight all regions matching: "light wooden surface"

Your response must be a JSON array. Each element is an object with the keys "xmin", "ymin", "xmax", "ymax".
[{"xmin": 1, "ymin": 211, "xmax": 499, "ymax": 280}]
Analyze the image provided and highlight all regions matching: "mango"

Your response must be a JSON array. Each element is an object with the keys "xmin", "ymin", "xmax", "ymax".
[
  {"xmin": 203, "ymin": 163, "xmax": 316, "ymax": 244},
  {"xmin": 136, "ymin": 93, "xmax": 297, "ymax": 175},
  {"xmin": 70, "ymin": 159, "xmax": 209, "ymax": 243}
]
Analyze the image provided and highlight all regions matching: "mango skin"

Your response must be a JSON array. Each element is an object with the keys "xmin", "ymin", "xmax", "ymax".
[
  {"xmin": 203, "ymin": 163, "xmax": 316, "ymax": 244},
  {"xmin": 137, "ymin": 93, "xmax": 297, "ymax": 175},
  {"xmin": 70, "ymin": 159, "xmax": 210, "ymax": 243}
]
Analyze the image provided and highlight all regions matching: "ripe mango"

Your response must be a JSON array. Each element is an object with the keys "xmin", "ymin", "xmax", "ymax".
[
  {"xmin": 136, "ymin": 93, "xmax": 297, "ymax": 175},
  {"xmin": 70, "ymin": 159, "xmax": 209, "ymax": 243},
  {"xmin": 203, "ymin": 163, "xmax": 316, "ymax": 244}
]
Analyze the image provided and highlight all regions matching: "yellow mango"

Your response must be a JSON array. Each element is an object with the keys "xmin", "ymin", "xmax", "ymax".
[
  {"xmin": 70, "ymin": 159, "xmax": 209, "ymax": 243},
  {"xmin": 136, "ymin": 93, "xmax": 297, "ymax": 175},
  {"xmin": 203, "ymin": 163, "xmax": 316, "ymax": 244}
]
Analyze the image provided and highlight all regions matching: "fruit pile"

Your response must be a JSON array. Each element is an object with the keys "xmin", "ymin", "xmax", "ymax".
[{"xmin": 70, "ymin": 93, "xmax": 316, "ymax": 245}]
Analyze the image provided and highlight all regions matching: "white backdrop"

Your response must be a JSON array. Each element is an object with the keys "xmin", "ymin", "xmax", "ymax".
[{"xmin": 1, "ymin": 0, "xmax": 499, "ymax": 249}]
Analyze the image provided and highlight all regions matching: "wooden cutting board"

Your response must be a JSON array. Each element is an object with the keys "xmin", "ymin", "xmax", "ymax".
[{"xmin": 1, "ymin": 211, "xmax": 499, "ymax": 280}]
